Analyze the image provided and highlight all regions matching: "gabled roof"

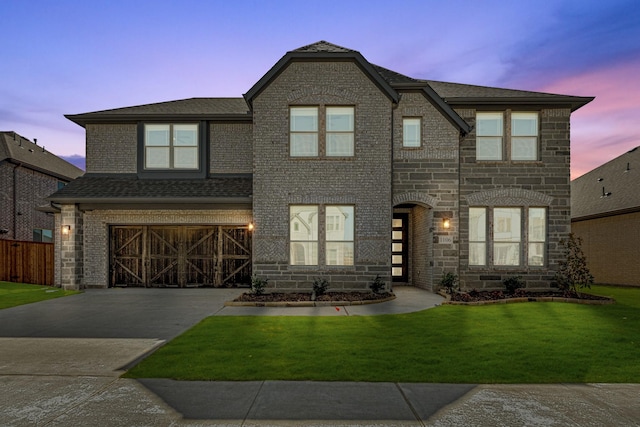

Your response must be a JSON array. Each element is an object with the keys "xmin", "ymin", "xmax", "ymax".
[
  {"xmin": 244, "ymin": 40, "xmax": 400, "ymax": 107},
  {"xmin": 66, "ymin": 98, "xmax": 250, "ymax": 127},
  {"xmin": 47, "ymin": 173, "xmax": 252, "ymax": 205},
  {"xmin": 0, "ymin": 131, "xmax": 83, "ymax": 180},
  {"xmin": 572, "ymin": 147, "xmax": 640, "ymax": 220}
]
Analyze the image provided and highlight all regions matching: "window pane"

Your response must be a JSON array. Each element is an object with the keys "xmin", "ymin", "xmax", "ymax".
[
  {"xmin": 529, "ymin": 208, "xmax": 546, "ymax": 242},
  {"xmin": 477, "ymin": 113, "xmax": 503, "ymax": 136},
  {"xmin": 392, "ymin": 255, "xmax": 403, "ymax": 264},
  {"xmin": 33, "ymin": 229, "xmax": 42, "ymax": 242},
  {"xmin": 146, "ymin": 147, "xmax": 170, "ymax": 168},
  {"xmin": 291, "ymin": 133, "xmax": 318, "ymax": 156},
  {"xmin": 512, "ymin": 137, "xmax": 537, "ymax": 160},
  {"xmin": 469, "ymin": 242, "xmax": 486, "ymax": 266},
  {"xmin": 291, "ymin": 107, "xmax": 318, "ymax": 131},
  {"xmin": 326, "ymin": 107, "xmax": 354, "ymax": 131},
  {"xmin": 512, "ymin": 113, "xmax": 538, "ymax": 136},
  {"xmin": 392, "ymin": 243, "xmax": 402, "ymax": 252},
  {"xmin": 290, "ymin": 206, "xmax": 318, "ymax": 241},
  {"xmin": 326, "ymin": 133, "xmax": 354, "ymax": 156},
  {"xmin": 403, "ymin": 118, "xmax": 421, "ymax": 147},
  {"xmin": 494, "ymin": 243, "xmax": 520, "ymax": 265},
  {"xmin": 174, "ymin": 147, "xmax": 198, "ymax": 169},
  {"xmin": 477, "ymin": 137, "xmax": 502, "ymax": 160},
  {"xmin": 494, "ymin": 208, "xmax": 521, "ymax": 242},
  {"xmin": 326, "ymin": 206, "xmax": 354, "ymax": 241},
  {"xmin": 290, "ymin": 242, "xmax": 318, "ymax": 265},
  {"xmin": 528, "ymin": 243, "xmax": 545, "ymax": 266},
  {"xmin": 326, "ymin": 242, "xmax": 354, "ymax": 265},
  {"xmin": 392, "ymin": 219, "xmax": 403, "ymax": 227},
  {"xmin": 42, "ymin": 229, "xmax": 53, "ymax": 243},
  {"xmin": 173, "ymin": 124, "xmax": 198, "ymax": 146},
  {"xmin": 392, "ymin": 230, "xmax": 403, "ymax": 240},
  {"xmin": 469, "ymin": 208, "xmax": 486, "ymax": 241},
  {"xmin": 145, "ymin": 125, "xmax": 170, "ymax": 146},
  {"xmin": 392, "ymin": 267, "xmax": 403, "ymax": 276}
]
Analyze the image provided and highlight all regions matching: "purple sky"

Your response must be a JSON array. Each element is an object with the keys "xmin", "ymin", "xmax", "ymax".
[{"xmin": 1, "ymin": 0, "xmax": 639, "ymax": 178}]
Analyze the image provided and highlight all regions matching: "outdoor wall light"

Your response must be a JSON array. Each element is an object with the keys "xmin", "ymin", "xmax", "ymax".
[
  {"xmin": 248, "ymin": 222, "xmax": 255, "ymax": 232},
  {"xmin": 442, "ymin": 218, "xmax": 451, "ymax": 229},
  {"xmin": 62, "ymin": 225, "xmax": 71, "ymax": 235}
]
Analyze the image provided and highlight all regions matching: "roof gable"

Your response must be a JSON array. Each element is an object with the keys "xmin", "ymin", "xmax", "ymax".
[
  {"xmin": 243, "ymin": 40, "xmax": 400, "ymax": 107},
  {"xmin": 0, "ymin": 131, "xmax": 83, "ymax": 180},
  {"xmin": 572, "ymin": 146, "xmax": 640, "ymax": 220}
]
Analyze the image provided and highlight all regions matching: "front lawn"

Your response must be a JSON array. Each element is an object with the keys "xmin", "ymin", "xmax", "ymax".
[
  {"xmin": 125, "ymin": 285, "xmax": 640, "ymax": 383},
  {"xmin": 0, "ymin": 281, "xmax": 80, "ymax": 309}
]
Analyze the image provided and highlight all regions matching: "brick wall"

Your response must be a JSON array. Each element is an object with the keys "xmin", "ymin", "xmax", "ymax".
[
  {"xmin": 458, "ymin": 108, "xmax": 572, "ymax": 289},
  {"xmin": 572, "ymin": 212, "xmax": 640, "ymax": 286},
  {"xmin": 86, "ymin": 124, "xmax": 137, "ymax": 173},
  {"xmin": 251, "ymin": 61, "xmax": 393, "ymax": 291},
  {"xmin": 0, "ymin": 162, "xmax": 59, "ymax": 241},
  {"xmin": 210, "ymin": 123, "xmax": 253, "ymax": 174}
]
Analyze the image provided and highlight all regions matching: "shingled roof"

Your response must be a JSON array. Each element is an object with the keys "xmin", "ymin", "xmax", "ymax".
[
  {"xmin": 47, "ymin": 174, "xmax": 252, "ymax": 204},
  {"xmin": 0, "ymin": 131, "xmax": 83, "ymax": 180},
  {"xmin": 572, "ymin": 147, "xmax": 640, "ymax": 220}
]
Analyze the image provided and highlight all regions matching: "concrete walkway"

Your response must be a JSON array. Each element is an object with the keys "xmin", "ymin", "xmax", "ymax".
[{"xmin": 1, "ymin": 287, "xmax": 638, "ymax": 426}]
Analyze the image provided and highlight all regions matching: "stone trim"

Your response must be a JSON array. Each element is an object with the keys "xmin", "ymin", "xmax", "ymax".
[
  {"xmin": 466, "ymin": 188, "xmax": 553, "ymax": 206},
  {"xmin": 393, "ymin": 192, "xmax": 438, "ymax": 208}
]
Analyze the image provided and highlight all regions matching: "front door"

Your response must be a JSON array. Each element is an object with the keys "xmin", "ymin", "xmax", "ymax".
[{"xmin": 392, "ymin": 213, "xmax": 408, "ymax": 282}]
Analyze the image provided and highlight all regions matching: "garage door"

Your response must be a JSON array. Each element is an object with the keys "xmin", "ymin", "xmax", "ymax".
[{"xmin": 110, "ymin": 225, "xmax": 251, "ymax": 287}]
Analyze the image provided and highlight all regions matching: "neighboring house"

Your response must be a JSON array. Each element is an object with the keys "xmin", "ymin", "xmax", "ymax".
[
  {"xmin": 48, "ymin": 41, "xmax": 593, "ymax": 291},
  {"xmin": 0, "ymin": 131, "xmax": 83, "ymax": 242},
  {"xmin": 571, "ymin": 147, "xmax": 640, "ymax": 286}
]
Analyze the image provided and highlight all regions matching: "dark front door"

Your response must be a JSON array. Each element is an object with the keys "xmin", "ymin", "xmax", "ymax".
[
  {"xmin": 392, "ymin": 213, "xmax": 408, "ymax": 282},
  {"xmin": 110, "ymin": 225, "xmax": 251, "ymax": 288}
]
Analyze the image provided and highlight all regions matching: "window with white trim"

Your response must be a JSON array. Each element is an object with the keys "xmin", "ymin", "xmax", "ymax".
[
  {"xmin": 290, "ymin": 106, "xmax": 354, "ymax": 157},
  {"xmin": 468, "ymin": 207, "xmax": 546, "ymax": 267},
  {"xmin": 475, "ymin": 111, "xmax": 539, "ymax": 161},
  {"xmin": 402, "ymin": 117, "xmax": 421, "ymax": 147},
  {"xmin": 290, "ymin": 205, "xmax": 354, "ymax": 266}
]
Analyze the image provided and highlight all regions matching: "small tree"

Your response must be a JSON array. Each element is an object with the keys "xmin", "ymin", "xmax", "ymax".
[
  {"xmin": 439, "ymin": 272, "xmax": 458, "ymax": 294},
  {"xmin": 555, "ymin": 233, "xmax": 594, "ymax": 293},
  {"xmin": 251, "ymin": 275, "xmax": 268, "ymax": 296}
]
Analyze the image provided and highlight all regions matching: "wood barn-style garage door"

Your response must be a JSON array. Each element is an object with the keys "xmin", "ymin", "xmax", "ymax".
[{"xmin": 110, "ymin": 225, "xmax": 251, "ymax": 287}]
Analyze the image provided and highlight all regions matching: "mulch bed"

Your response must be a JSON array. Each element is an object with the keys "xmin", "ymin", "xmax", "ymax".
[
  {"xmin": 446, "ymin": 289, "xmax": 614, "ymax": 304},
  {"xmin": 233, "ymin": 291, "xmax": 393, "ymax": 303}
]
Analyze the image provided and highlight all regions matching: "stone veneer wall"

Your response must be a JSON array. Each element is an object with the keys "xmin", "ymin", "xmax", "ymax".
[
  {"xmin": 81, "ymin": 209, "xmax": 252, "ymax": 288},
  {"xmin": 59, "ymin": 204, "xmax": 83, "ymax": 290},
  {"xmin": 457, "ymin": 108, "xmax": 572, "ymax": 289},
  {"xmin": 251, "ymin": 61, "xmax": 393, "ymax": 291}
]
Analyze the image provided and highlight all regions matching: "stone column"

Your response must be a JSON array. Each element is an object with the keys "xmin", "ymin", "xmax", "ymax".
[{"xmin": 59, "ymin": 204, "xmax": 83, "ymax": 290}]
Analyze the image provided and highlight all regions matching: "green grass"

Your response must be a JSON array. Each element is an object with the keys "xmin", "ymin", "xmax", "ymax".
[
  {"xmin": 125, "ymin": 285, "xmax": 640, "ymax": 383},
  {"xmin": 0, "ymin": 281, "xmax": 80, "ymax": 309}
]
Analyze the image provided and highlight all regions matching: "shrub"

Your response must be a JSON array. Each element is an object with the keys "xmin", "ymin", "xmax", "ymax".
[
  {"xmin": 369, "ymin": 275, "xmax": 386, "ymax": 294},
  {"xmin": 251, "ymin": 275, "xmax": 268, "ymax": 296},
  {"xmin": 503, "ymin": 276, "xmax": 524, "ymax": 293},
  {"xmin": 312, "ymin": 277, "xmax": 329, "ymax": 297},
  {"xmin": 439, "ymin": 272, "xmax": 458, "ymax": 294},
  {"xmin": 555, "ymin": 233, "xmax": 594, "ymax": 293}
]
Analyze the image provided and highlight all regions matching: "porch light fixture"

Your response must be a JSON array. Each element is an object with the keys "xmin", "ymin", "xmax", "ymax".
[
  {"xmin": 62, "ymin": 225, "xmax": 71, "ymax": 235},
  {"xmin": 442, "ymin": 218, "xmax": 451, "ymax": 229},
  {"xmin": 248, "ymin": 222, "xmax": 255, "ymax": 232}
]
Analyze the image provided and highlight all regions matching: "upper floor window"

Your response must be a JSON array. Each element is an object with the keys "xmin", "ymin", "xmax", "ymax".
[
  {"xmin": 476, "ymin": 111, "xmax": 539, "ymax": 161},
  {"xmin": 145, "ymin": 124, "xmax": 199, "ymax": 169},
  {"xmin": 290, "ymin": 106, "xmax": 354, "ymax": 157},
  {"xmin": 402, "ymin": 117, "xmax": 421, "ymax": 147},
  {"xmin": 33, "ymin": 229, "xmax": 53, "ymax": 243}
]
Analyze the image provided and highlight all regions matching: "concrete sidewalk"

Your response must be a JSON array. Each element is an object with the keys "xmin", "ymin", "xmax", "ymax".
[{"xmin": 1, "ymin": 287, "xmax": 639, "ymax": 426}]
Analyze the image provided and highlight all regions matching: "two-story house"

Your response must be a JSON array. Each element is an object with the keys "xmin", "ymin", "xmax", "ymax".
[
  {"xmin": 1, "ymin": 131, "xmax": 83, "ymax": 242},
  {"xmin": 49, "ymin": 41, "xmax": 593, "ymax": 291}
]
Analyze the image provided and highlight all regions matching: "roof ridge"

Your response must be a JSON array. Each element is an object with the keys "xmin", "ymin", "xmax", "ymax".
[{"xmin": 291, "ymin": 40, "xmax": 356, "ymax": 53}]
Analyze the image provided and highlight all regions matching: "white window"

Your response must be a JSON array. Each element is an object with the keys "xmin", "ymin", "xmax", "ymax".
[
  {"xmin": 290, "ymin": 107, "xmax": 319, "ymax": 157},
  {"xmin": 144, "ymin": 124, "xmax": 198, "ymax": 169},
  {"xmin": 290, "ymin": 106, "xmax": 354, "ymax": 157},
  {"xmin": 476, "ymin": 112, "xmax": 503, "ymax": 160},
  {"xmin": 326, "ymin": 107, "xmax": 354, "ymax": 156},
  {"xmin": 402, "ymin": 118, "xmax": 421, "ymax": 147},
  {"xmin": 326, "ymin": 206, "xmax": 354, "ymax": 265},
  {"xmin": 290, "ymin": 205, "xmax": 354, "ymax": 266},
  {"xmin": 468, "ymin": 207, "xmax": 546, "ymax": 267},
  {"xmin": 469, "ymin": 208, "xmax": 487, "ymax": 266},
  {"xmin": 511, "ymin": 112, "xmax": 539, "ymax": 160},
  {"xmin": 290, "ymin": 206, "xmax": 318, "ymax": 265}
]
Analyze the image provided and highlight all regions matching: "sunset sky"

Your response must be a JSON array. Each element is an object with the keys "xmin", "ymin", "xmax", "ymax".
[{"xmin": 1, "ymin": 0, "xmax": 638, "ymax": 178}]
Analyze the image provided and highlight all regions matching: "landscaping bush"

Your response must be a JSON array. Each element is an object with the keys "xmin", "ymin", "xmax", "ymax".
[
  {"xmin": 555, "ymin": 233, "xmax": 594, "ymax": 293},
  {"xmin": 369, "ymin": 275, "xmax": 386, "ymax": 294},
  {"xmin": 439, "ymin": 272, "xmax": 458, "ymax": 294},
  {"xmin": 251, "ymin": 275, "xmax": 268, "ymax": 296},
  {"xmin": 503, "ymin": 276, "xmax": 524, "ymax": 293},
  {"xmin": 312, "ymin": 277, "xmax": 329, "ymax": 297}
]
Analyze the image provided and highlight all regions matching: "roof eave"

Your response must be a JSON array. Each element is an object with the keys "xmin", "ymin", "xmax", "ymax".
[
  {"xmin": 47, "ymin": 196, "xmax": 253, "ymax": 205},
  {"xmin": 444, "ymin": 96, "xmax": 595, "ymax": 112},
  {"xmin": 421, "ymin": 85, "xmax": 472, "ymax": 135},
  {"xmin": 65, "ymin": 113, "xmax": 253, "ymax": 127}
]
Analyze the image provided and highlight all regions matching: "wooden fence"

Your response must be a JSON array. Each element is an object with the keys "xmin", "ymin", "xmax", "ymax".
[{"xmin": 0, "ymin": 240, "xmax": 54, "ymax": 286}]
